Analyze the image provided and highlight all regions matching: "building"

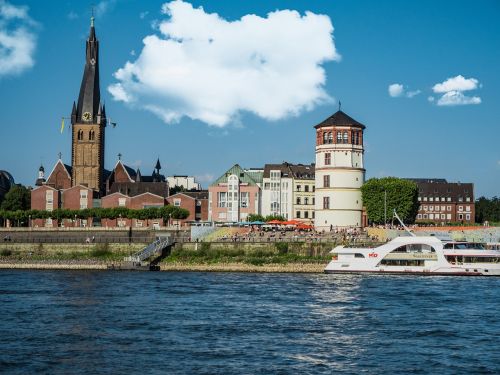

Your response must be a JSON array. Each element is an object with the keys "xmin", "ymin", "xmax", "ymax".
[
  {"xmin": 30, "ymin": 17, "xmax": 170, "ymax": 228},
  {"xmin": 208, "ymin": 164, "xmax": 263, "ymax": 222},
  {"xmin": 314, "ymin": 110, "xmax": 365, "ymax": 230},
  {"xmin": 167, "ymin": 176, "xmax": 202, "ymax": 191},
  {"xmin": 167, "ymin": 191, "xmax": 209, "ymax": 226},
  {"xmin": 408, "ymin": 178, "xmax": 475, "ymax": 223},
  {"xmin": 261, "ymin": 162, "xmax": 315, "ymax": 222}
]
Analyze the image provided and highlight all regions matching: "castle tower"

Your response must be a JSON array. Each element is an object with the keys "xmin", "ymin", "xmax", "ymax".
[
  {"xmin": 314, "ymin": 109, "xmax": 365, "ymax": 230},
  {"xmin": 71, "ymin": 16, "xmax": 106, "ymax": 194}
]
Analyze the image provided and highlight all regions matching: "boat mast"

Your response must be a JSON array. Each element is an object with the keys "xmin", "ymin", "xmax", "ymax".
[{"xmin": 393, "ymin": 209, "xmax": 416, "ymax": 237}]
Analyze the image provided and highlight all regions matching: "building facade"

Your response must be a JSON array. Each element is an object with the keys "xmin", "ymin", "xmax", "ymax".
[
  {"xmin": 167, "ymin": 191, "xmax": 209, "ymax": 226},
  {"xmin": 314, "ymin": 110, "xmax": 365, "ymax": 230},
  {"xmin": 208, "ymin": 164, "xmax": 263, "ymax": 222},
  {"xmin": 409, "ymin": 179, "xmax": 475, "ymax": 224},
  {"xmin": 261, "ymin": 162, "xmax": 315, "ymax": 222},
  {"xmin": 167, "ymin": 176, "xmax": 202, "ymax": 191}
]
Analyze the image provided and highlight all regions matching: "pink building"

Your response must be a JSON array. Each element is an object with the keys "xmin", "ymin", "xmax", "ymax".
[{"xmin": 208, "ymin": 164, "xmax": 263, "ymax": 223}]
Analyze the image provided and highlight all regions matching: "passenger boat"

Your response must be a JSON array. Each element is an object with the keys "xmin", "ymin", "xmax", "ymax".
[{"xmin": 324, "ymin": 235, "xmax": 500, "ymax": 276}]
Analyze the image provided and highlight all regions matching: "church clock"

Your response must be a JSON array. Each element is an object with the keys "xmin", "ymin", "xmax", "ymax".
[{"xmin": 82, "ymin": 112, "xmax": 92, "ymax": 121}]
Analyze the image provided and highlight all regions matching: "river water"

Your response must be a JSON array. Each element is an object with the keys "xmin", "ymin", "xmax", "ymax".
[{"xmin": 0, "ymin": 270, "xmax": 499, "ymax": 374}]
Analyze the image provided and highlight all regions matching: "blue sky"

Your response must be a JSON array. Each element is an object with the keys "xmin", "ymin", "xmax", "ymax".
[{"xmin": 1, "ymin": 0, "xmax": 499, "ymax": 197}]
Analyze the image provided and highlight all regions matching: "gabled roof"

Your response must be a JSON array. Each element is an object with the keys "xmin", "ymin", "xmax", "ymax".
[
  {"xmin": 170, "ymin": 191, "xmax": 209, "ymax": 200},
  {"xmin": 263, "ymin": 162, "xmax": 315, "ymax": 179},
  {"xmin": 211, "ymin": 164, "xmax": 262, "ymax": 186},
  {"xmin": 46, "ymin": 159, "xmax": 72, "ymax": 182},
  {"xmin": 314, "ymin": 110, "xmax": 366, "ymax": 129}
]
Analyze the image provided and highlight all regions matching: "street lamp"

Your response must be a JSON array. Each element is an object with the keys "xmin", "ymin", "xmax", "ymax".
[{"xmin": 74, "ymin": 214, "xmax": 77, "ymax": 228}]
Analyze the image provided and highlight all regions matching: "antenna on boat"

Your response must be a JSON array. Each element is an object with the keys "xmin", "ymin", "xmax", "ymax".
[{"xmin": 393, "ymin": 209, "xmax": 416, "ymax": 237}]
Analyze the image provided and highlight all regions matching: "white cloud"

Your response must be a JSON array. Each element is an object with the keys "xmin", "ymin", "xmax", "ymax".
[
  {"xmin": 95, "ymin": 0, "xmax": 116, "ymax": 18},
  {"xmin": 388, "ymin": 83, "xmax": 404, "ymax": 97},
  {"xmin": 139, "ymin": 11, "xmax": 149, "ymax": 19},
  {"xmin": 427, "ymin": 96, "xmax": 435, "ymax": 102},
  {"xmin": 67, "ymin": 11, "xmax": 78, "ymax": 20},
  {"xmin": 432, "ymin": 75, "xmax": 479, "ymax": 93},
  {"xmin": 195, "ymin": 173, "xmax": 214, "ymax": 183},
  {"xmin": 432, "ymin": 75, "xmax": 482, "ymax": 106},
  {"xmin": 0, "ymin": 0, "xmax": 37, "ymax": 77},
  {"xmin": 108, "ymin": 0, "xmax": 339, "ymax": 127},
  {"xmin": 388, "ymin": 83, "xmax": 420, "ymax": 98},
  {"xmin": 436, "ymin": 91, "xmax": 481, "ymax": 106}
]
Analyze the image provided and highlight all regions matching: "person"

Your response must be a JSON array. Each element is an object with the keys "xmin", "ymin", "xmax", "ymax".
[
  {"xmin": 86, "ymin": 237, "xmax": 90, "ymax": 244},
  {"xmin": 92, "ymin": 235, "xmax": 95, "ymax": 243}
]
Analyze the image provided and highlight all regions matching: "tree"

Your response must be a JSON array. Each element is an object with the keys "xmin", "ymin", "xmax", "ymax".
[
  {"xmin": 361, "ymin": 177, "xmax": 419, "ymax": 224},
  {"xmin": 1, "ymin": 185, "xmax": 31, "ymax": 211},
  {"xmin": 264, "ymin": 214, "xmax": 286, "ymax": 222},
  {"xmin": 475, "ymin": 196, "xmax": 500, "ymax": 223},
  {"xmin": 247, "ymin": 214, "xmax": 265, "ymax": 222}
]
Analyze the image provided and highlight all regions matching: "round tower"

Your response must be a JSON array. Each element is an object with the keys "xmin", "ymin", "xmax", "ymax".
[{"xmin": 314, "ymin": 109, "xmax": 365, "ymax": 230}]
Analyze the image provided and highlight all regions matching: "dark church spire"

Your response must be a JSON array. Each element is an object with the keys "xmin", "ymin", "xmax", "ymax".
[{"xmin": 75, "ymin": 16, "xmax": 100, "ymax": 124}]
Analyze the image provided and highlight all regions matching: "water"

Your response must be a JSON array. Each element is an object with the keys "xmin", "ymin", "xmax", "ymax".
[{"xmin": 0, "ymin": 271, "xmax": 499, "ymax": 374}]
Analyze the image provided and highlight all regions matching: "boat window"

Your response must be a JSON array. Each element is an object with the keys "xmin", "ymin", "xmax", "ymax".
[
  {"xmin": 446, "ymin": 256, "xmax": 499, "ymax": 264},
  {"xmin": 379, "ymin": 259, "xmax": 425, "ymax": 267},
  {"xmin": 354, "ymin": 253, "xmax": 365, "ymax": 258},
  {"xmin": 391, "ymin": 244, "xmax": 436, "ymax": 253}
]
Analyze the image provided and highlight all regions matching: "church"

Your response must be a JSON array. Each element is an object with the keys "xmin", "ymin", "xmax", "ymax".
[{"xmin": 31, "ymin": 17, "xmax": 169, "ymax": 227}]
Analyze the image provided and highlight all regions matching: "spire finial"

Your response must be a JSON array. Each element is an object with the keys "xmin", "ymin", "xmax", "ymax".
[
  {"xmin": 338, "ymin": 100, "xmax": 341, "ymax": 111},
  {"xmin": 91, "ymin": 5, "xmax": 95, "ymax": 27},
  {"xmin": 58, "ymin": 152, "xmax": 62, "ymax": 160},
  {"xmin": 118, "ymin": 153, "xmax": 122, "ymax": 161}
]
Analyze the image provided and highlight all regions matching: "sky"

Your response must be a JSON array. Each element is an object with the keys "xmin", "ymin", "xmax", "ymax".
[{"xmin": 0, "ymin": 0, "xmax": 499, "ymax": 197}]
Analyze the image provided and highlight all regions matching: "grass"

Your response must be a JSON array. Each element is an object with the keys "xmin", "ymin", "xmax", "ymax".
[{"xmin": 163, "ymin": 246, "xmax": 329, "ymax": 266}]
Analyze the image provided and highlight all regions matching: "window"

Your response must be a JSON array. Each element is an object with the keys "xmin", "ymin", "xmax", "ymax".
[
  {"xmin": 240, "ymin": 192, "xmax": 249, "ymax": 208},
  {"xmin": 323, "ymin": 132, "xmax": 328, "ymax": 144},
  {"xmin": 466, "ymin": 197, "xmax": 471, "ymax": 202},
  {"xmin": 418, "ymin": 197, "xmax": 421, "ymax": 201},
  {"xmin": 417, "ymin": 214, "xmax": 422, "ymax": 219},
  {"xmin": 441, "ymin": 214, "xmax": 445, "ymax": 219},
  {"xmin": 324, "ymin": 153, "xmax": 331, "ymax": 165},
  {"xmin": 353, "ymin": 132, "xmax": 359, "ymax": 145},
  {"xmin": 327, "ymin": 132, "xmax": 333, "ymax": 144},
  {"xmin": 304, "ymin": 211, "xmax": 309, "ymax": 219},
  {"xmin": 447, "ymin": 214, "xmax": 451, "ymax": 220},
  {"xmin": 77, "ymin": 129, "xmax": 83, "ymax": 140},
  {"xmin": 447, "ymin": 206, "xmax": 451, "ymax": 211},
  {"xmin": 458, "ymin": 206, "xmax": 463, "ymax": 212},
  {"xmin": 423, "ymin": 197, "xmax": 428, "ymax": 201},
  {"xmin": 296, "ymin": 197, "xmax": 301, "ymax": 205},
  {"xmin": 304, "ymin": 197, "xmax": 309, "ymax": 205},
  {"xmin": 336, "ymin": 132, "xmax": 342, "ymax": 143},
  {"xmin": 323, "ymin": 175, "xmax": 330, "ymax": 188},
  {"xmin": 118, "ymin": 198, "xmax": 126, "ymax": 207},
  {"xmin": 458, "ymin": 196, "xmax": 463, "ymax": 202},
  {"xmin": 430, "ymin": 197, "xmax": 434, "ymax": 202},
  {"xmin": 304, "ymin": 185, "xmax": 309, "ymax": 192},
  {"xmin": 423, "ymin": 214, "xmax": 428, "ymax": 219},
  {"xmin": 429, "ymin": 206, "xmax": 434, "ymax": 211},
  {"xmin": 218, "ymin": 212, "xmax": 226, "ymax": 219},
  {"xmin": 343, "ymin": 131, "xmax": 348, "ymax": 144},
  {"xmin": 465, "ymin": 214, "xmax": 470, "ymax": 220},
  {"xmin": 441, "ymin": 205, "xmax": 446, "ymax": 211},
  {"xmin": 296, "ymin": 185, "xmax": 301, "ymax": 191},
  {"xmin": 441, "ymin": 197, "xmax": 446, "ymax": 202},
  {"xmin": 458, "ymin": 214, "xmax": 463, "ymax": 220},
  {"xmin": 447, "ymin": 197, "xmax": 451, "ymax": 202},
  {"xmin": 296, "ymin": 211, "xmax": 301, "ymax": 218},
  {"xmin": 429, "ymin": 214, "xmax": 434, "ymax": 219},
  {"xmin": 323, "ymin": 196, "xmax": 330, "ymax": 209},
  {"xmin": 264, "ymin": 183, "xmax": 270, "ymax": 189},
  {"xmin": 423, "ymin": 205, "xmax": 428, "ymax": 211},
  {"xmin": 174, "ymin": 199, "xmax": 181, "ymax": 207},
  {"xmin": 218, "ymin": 192, "xmax": 227, "ymax": 208},
  {"xmin": 465, "ymin": 206, "xmax": 470, "ymax": 212},
  {"xmin": 80, "ymin": 190, "xmax": 88, "ymax": 209}
]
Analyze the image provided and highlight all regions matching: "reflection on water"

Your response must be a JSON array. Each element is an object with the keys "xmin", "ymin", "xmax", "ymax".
[{"xmin": 0, "ymin": 271, "xmax": 499, "ymax": 374}]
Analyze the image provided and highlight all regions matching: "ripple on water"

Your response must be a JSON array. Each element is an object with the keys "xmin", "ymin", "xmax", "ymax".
[{"xmin": 0, "ymin": 271, "xmax": 499, "ymax": 374}]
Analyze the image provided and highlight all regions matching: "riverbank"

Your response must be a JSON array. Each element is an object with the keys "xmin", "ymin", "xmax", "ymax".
[{"xmin": 0, "ymin": 260, "xmax": 325, "ymax": 273}]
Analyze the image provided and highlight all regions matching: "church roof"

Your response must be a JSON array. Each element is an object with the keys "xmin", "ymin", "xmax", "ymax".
[
  {"xmin": 211, "ymin": 164, "xmax": 263, "ymax": 186},
  {"xmin": 314, "ymin": 110, "xmax": 366, "ymax": 129},
  {"xmin": 75, "ymin": 18, "xmax": 100, "ymax": 124}
]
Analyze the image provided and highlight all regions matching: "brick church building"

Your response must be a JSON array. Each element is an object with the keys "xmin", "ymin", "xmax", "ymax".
[{"xmin": 31, "ymin": 17, "xmax": 169, "ymax": 228}]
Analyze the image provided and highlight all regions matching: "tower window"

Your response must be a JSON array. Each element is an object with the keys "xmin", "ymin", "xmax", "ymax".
[
  {"xmin": 343, "ymin": 131, "xmax": 348, "ymax": 144},
  {"xmin": 336, "ymin": 132, "xmax": 342, "ymax": 143},
  {"xmin": 323, "ymin": 175, "xmax": 330, "ymax": 188},
  {"xmin": 323, "ymin": 196, "xmax": 330, "ymax": 209},
  {"xmin": 322, "ymin": 132, "xmax": 328, "ymax": 144},
  {"xmin": 324, "ymin": 153, "xmax": 331, "ymax": 166},
  {"xmin": 89, "ymin": 130, "xmax": 95, "ymax": 141},
  {"xmin": 77, "ymin": 129, "xmax": 83, "ymax": 140},
  {"xmin": 327, "ymin": 132, "xmax": 333, "ymax": 144}
]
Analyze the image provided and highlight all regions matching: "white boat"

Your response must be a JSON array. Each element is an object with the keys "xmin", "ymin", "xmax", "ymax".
[{"xmin": 324, "ymin": 236, "xmax": 500, "ymax": 276}]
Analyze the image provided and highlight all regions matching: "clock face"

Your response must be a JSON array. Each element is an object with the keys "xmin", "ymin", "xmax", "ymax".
[{"xmin": 82, "ymin": 112, "xmax": 91, "ymax": 121}]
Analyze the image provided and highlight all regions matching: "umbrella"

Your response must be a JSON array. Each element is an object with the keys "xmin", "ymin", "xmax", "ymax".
[
  {"xmin": 267, "ymin": 219, "xmax": 284, "ymax": 225},
  {"xmin": 250, "ymin": 221, "xmax": 266, "ymax": 225},
  {"xmin": 296, "ymin": 224, "xmax": 314, "ymax": 230}
]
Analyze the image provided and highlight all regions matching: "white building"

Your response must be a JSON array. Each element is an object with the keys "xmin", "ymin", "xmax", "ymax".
[
  {"xmin": 167, "ymin": 175, "xmax": 202, "ymax": 191},
  {"xmin": 261, "ymin": 163, "xmax": 315, "ymax": 221},
  {"xmin": 314, "ymin": 110, "xmax": 365, "ymax": 230}
]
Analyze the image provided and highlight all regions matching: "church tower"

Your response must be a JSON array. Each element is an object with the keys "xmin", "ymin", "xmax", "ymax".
[
  {"xmin": 71, "ymin": 16, "xmax": 106, "ymax": 194},
  {"xmin": 314, "ymin": 109, "xmax": 366, "ymax": 230}
]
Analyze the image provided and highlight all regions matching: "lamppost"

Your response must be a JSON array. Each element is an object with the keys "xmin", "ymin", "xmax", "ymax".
[
  {"xmin": 119, "ymin": 213, "xmax": 122, "ymax": 228},
  {"xmin": 168, "ymin": 213, "xmax": 172, "ymax": 228},
  {"xmin": 29, "ymin": 215, "xmax": 31, "ymax": 229},
  {"xmin": 74, "ymin": 214, "xmax": 77, "ymax": 228}
]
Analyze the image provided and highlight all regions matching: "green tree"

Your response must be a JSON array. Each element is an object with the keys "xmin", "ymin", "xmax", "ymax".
[
  {"xmin": 361, "ymin": 177, "xmax": 419, "ymax": 224},
  {"xmin": 475, "ymin": 196, "xmax": 500, "ymax": 223},
  {"xmin": 264, "ymin": 214, "xmax": 286, "ymax": 222},
  {"xmin": 247, "ymin": 214, "xmax": 265, "ymax": 222},
  {"xmin": 1, "ymin": 185, "xmax": 31, "ymax": 211}
]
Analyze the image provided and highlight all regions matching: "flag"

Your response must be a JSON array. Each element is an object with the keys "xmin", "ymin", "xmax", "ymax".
[{"xmin": 60, "ymin": 118, "xmax": 65, "ymax": 134}]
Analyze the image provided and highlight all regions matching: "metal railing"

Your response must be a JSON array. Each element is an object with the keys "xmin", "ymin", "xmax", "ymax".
[{"xmin": 125, "ymin": 236, "xmax": 173, "ymax": 262}]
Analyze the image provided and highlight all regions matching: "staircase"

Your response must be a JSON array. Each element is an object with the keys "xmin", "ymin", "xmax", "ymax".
[{"xmin": 108, "ymin": 235, "xmax": 174, "ymax": 271}]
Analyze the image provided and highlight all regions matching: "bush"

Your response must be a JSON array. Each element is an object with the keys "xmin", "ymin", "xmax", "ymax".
[
  {"xmin": 275, "ymin": 242, "xmax": 288, "ymax": 254},
  {"xmin": 91, "ymin": 243, "xmax": 112, "ymax": 258},
  {"xmin": 1, "ymin": 249, "xmax": 12, "ymax": 257}
]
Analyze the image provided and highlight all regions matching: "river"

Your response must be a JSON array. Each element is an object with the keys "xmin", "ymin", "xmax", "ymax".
[{"xmin": 0, "ymin": 270, "xmax": 499, "ymax": 374}]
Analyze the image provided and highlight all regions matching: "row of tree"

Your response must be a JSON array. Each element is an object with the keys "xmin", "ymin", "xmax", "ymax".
[
  {"xmin": 247, "ymin": 214, "xmax": 287, "ymax": 222},
  {"xmin": 0, "ymin": 206, "xmax": 190, "ymax": 227}
]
